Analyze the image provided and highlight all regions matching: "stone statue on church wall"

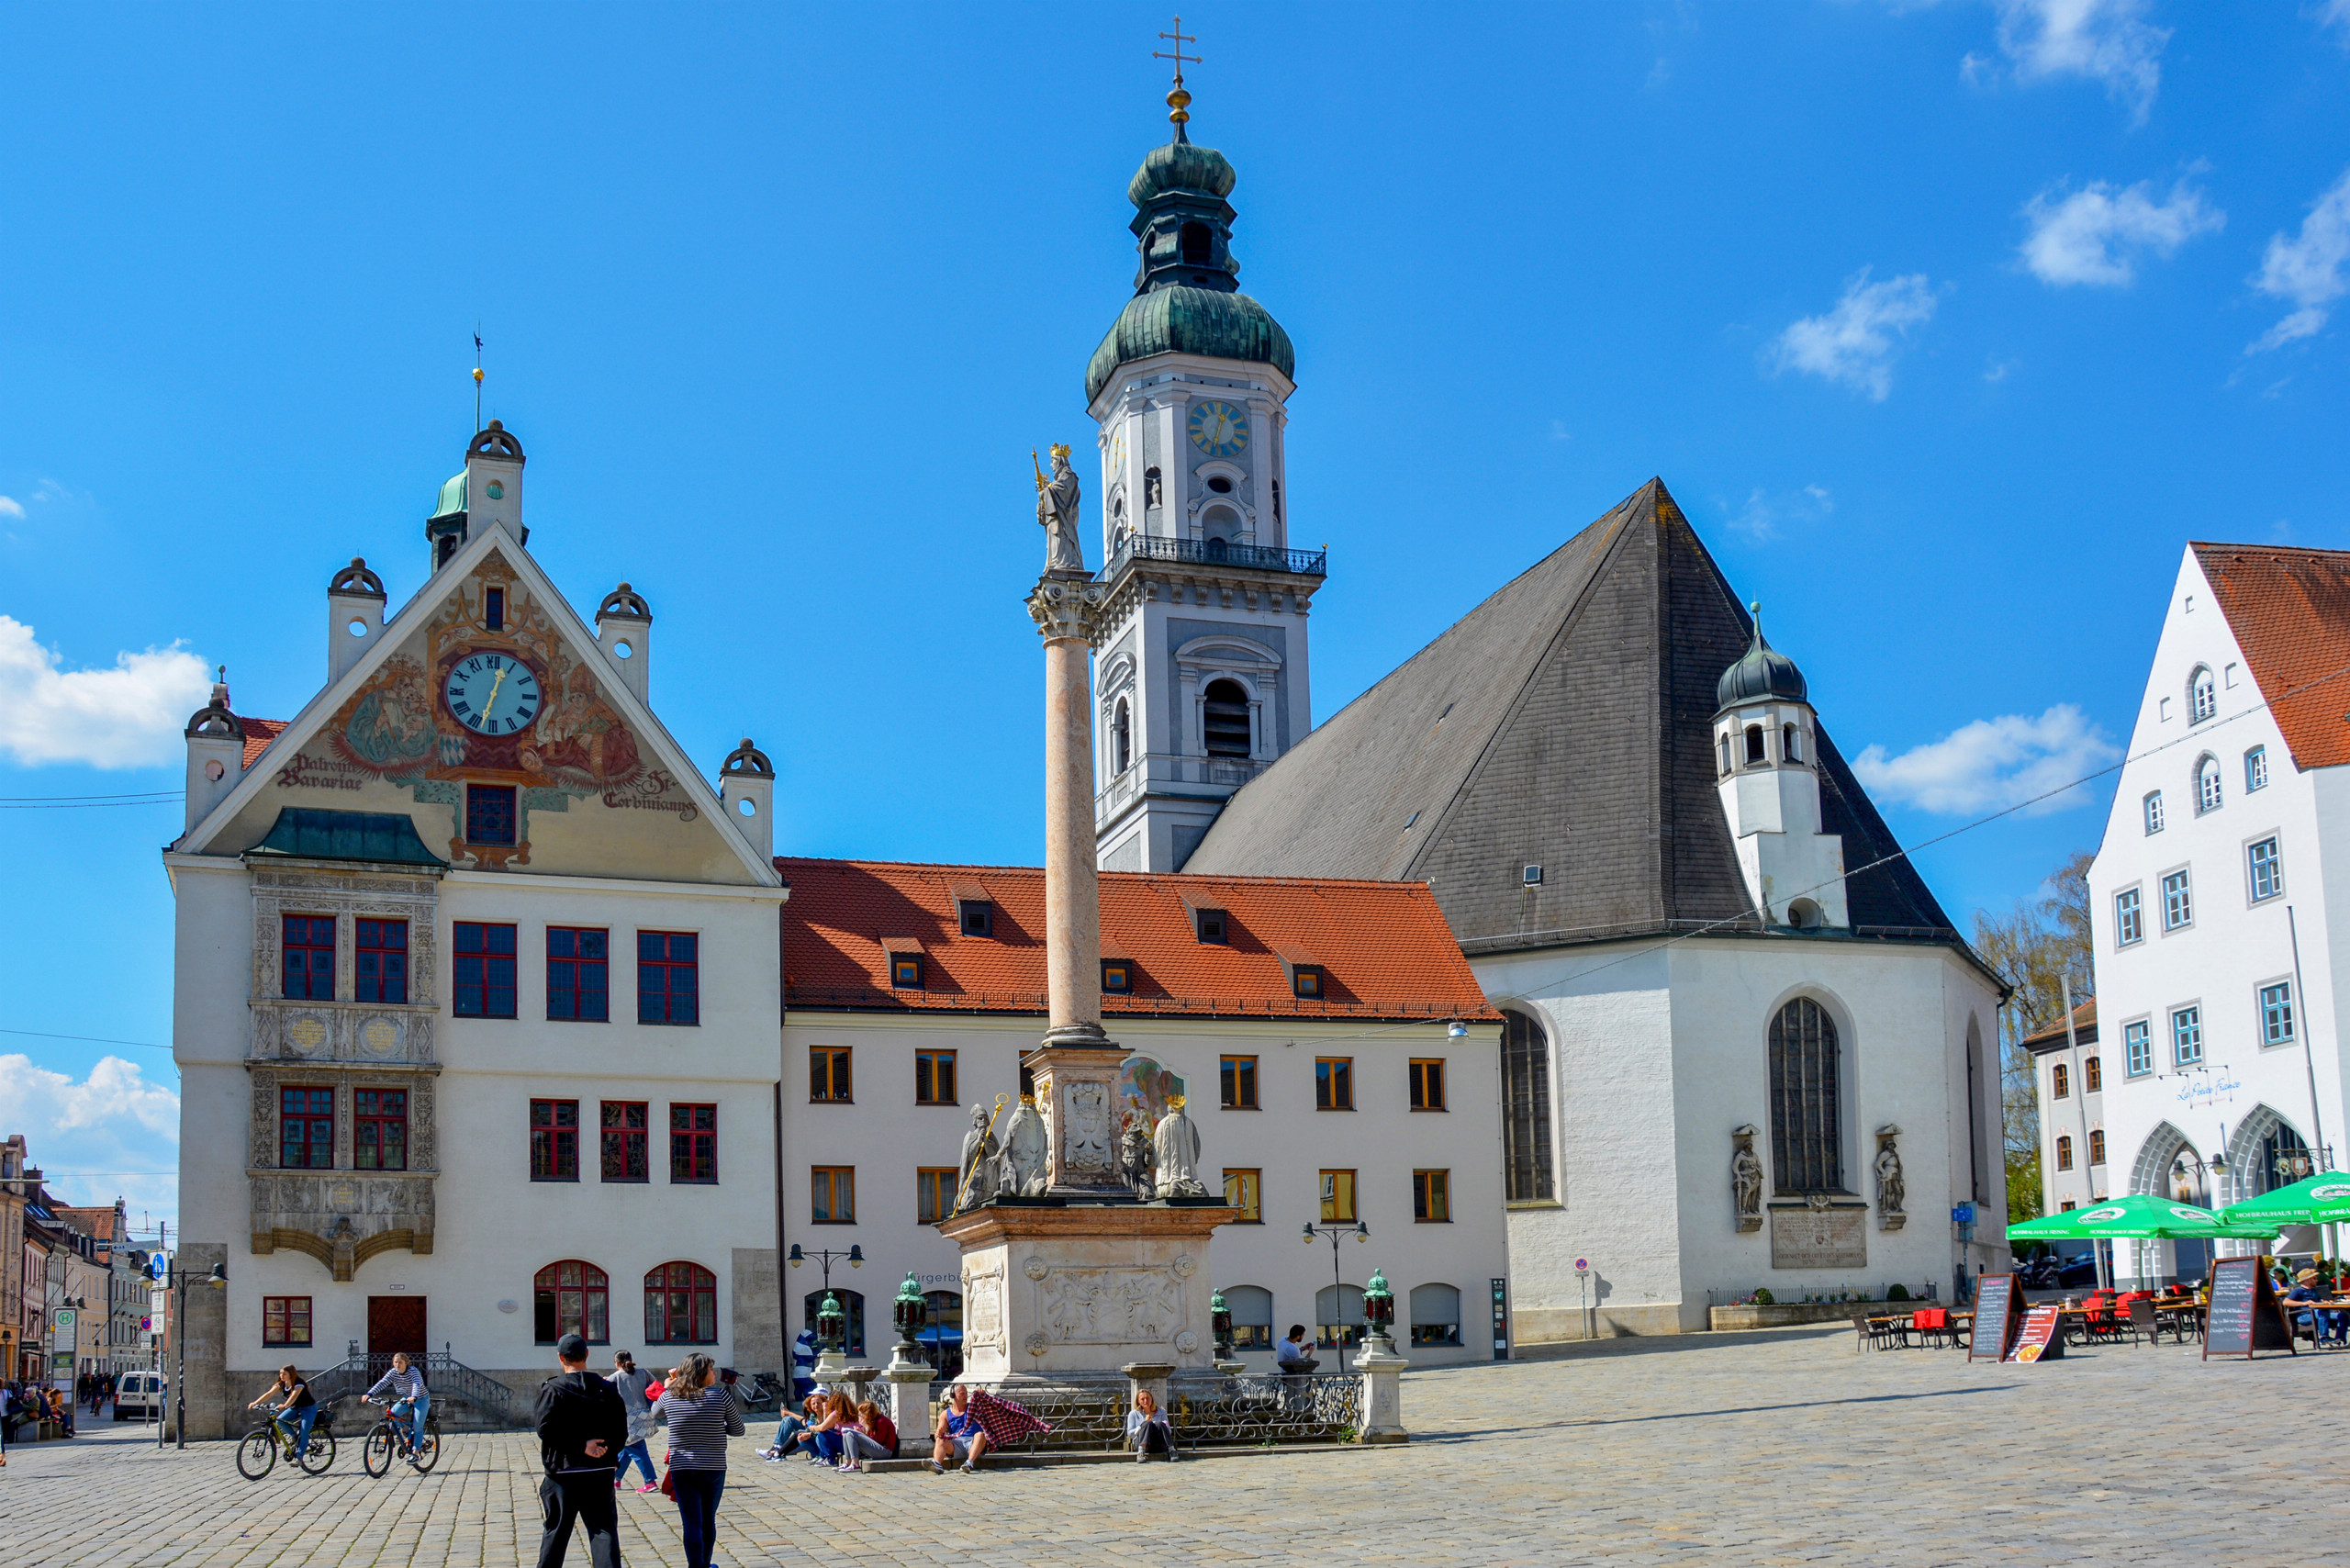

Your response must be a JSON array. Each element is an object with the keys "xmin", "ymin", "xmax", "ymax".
[
  {"xmin": 1153, "ymin": 1095, "xmax": 1207, "ymax": 1199},
  {"xmin": 1730, "ymin": 1124, "xmax": 1764, "ymax": 1233},
  {"xmin": 956, "ymin": 1101, "xmax": 1002, "ymax": 1213},
  {"xmin": 1036, "ymin": 444, "xmax": 1086, "ymax": 575},
  {"xmin": 1874, "ymin": 1125, "xmax": 1906, "ymax": 1230},
  {"xmin": 1000, "ymin": 1096, "xmax": 1048, "ymax": 1198}
]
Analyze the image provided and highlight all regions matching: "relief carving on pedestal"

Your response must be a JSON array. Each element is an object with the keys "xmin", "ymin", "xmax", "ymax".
[
  {"xmin": 965, "ymin": 1261, "xmax": 1006, "ymax": 1350},
  {"xmin": 1062, "ymin": 1081, "xmax": 1111, "ymax": 1173},
  {"xmin": 1037, "ymin": 1267, "xmax": 1181, "ymax": 1346}
]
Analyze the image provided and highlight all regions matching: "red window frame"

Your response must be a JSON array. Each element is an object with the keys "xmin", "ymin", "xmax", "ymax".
[
  {"xmin": 354, "ymin": 1087, "xmax": 408, "ymax": 1171},
  {"xmin": 354, "ymin": 919, "xmax": 408, "ymax": 1004},
  {"xmin": 670, "ymin": 1103, "xmax": 717, "ymax": 1183},
  {"xmin": 532, "ymin": 1098, "xmax": 580, "ymax": 1181},
  {"xmin": 282, "ymin": 915, "xmax": 336, "ymax": 1001},
  {"xmin": 644, "ymin": 1260, "xmax": 719, "ymax": 1345},
  {"xmin": 601, "ymin": 1101, "xmax": 648, "ymax": 1182},
  {"xmin": 262, "ymin": 1295, "xmax": 312, "ymax": 1347},
  {"xmin": 638, "ymin": 931, "xmax": 699, "ymax": 1025},
  {"xmin": 533, "ymin": 1260, "xmax": 609, "ymax": 1344},
  {"xmin": 280, "ymin": 1086, "xmax": 334, "ymax": 1170},
  {"xmin": 547, "ymin": 927, "xmax": 610, "ymax": 1022}
]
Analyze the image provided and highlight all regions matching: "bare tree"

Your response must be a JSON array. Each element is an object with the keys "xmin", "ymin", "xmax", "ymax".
[{"xmin": 1973, "ymin": 851, "xmax": 2094, "ymax": 1226}]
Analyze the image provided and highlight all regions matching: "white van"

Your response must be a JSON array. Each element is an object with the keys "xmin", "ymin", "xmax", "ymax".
[{"xmin": 113, "ymin": 1372, "xmax": 167, "ymax": 1421}]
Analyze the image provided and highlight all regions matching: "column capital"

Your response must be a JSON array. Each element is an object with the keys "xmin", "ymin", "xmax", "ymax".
[{"xmin": 1028, "ymin": 571, "xmax": 1109, "ymax": 645}]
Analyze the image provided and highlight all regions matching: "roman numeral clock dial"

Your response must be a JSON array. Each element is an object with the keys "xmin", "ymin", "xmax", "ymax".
[{"xmin": 443, "ymin": 652, "xmax": 542, "ymax": 735}]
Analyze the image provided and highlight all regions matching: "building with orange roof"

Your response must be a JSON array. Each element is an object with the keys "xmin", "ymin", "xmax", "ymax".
[
  {"xmin": 778, "ymin": 857, "xmax": 1507, "ymax": 1369},
  {"xmin": 2087, "ymin": 543, "xmax": 2350, "ymax": 1290}
]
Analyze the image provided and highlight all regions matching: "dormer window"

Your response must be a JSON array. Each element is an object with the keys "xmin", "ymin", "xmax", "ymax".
[
  {"xmin": 1194, "ymin": 907, "xmax": 1227, "ymax": 944},
  {"xmin": 890, "ymin": 955, "xmax": 923, "ymax": 990},
  {"xmin": 1744, "ymin": 725, "xmax": 1767, "ymax": 766},
  {"xmin": 1292, "ymin": 965, "xmax": 1325, "ymax": 999},
  {"xmin": 957, "ymin": 900, "xmax": 993, "ymax": 937},
  {"xmin": 1102, "ymin": 959, "xmax": 1133, "ymax": 994}
]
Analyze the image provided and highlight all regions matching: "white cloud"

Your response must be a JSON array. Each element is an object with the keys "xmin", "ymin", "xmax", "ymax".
[
  {"xmin": 0, "ymin": 615, "xmax": 214, "ymax": 767},
  {"xmin": 0, "ymin": 497, "xmax": 23, "ymax": 520},
  {"xmin": 0, "ymin": 1054, "xmax": 179, "ymax": 1217},
  {"xmin": 1852, "ymin": 704, "xmax": 2121, "ymax": 815},
  {"xmin": 1770, "ymin": 270, "xmax": 1940, "ymax": 401},
  {"xmin": 2020, "ymin": 175, "xmax": 2223, "ymax": 286},
  {"xmin": 2247, "ymin": 166, "xmax": 2350, "ymax": 353},
  {"xmin": 1995, "ymin": 0, "xmax": 2168, "ymax": 123},
  {"xmin": 1729, "ymin": 485, "xmax": 1834, "ymax": 543},
  {"xmin": 2317, "ymin": 0, "xmax": 2350, "ymax": 46}
]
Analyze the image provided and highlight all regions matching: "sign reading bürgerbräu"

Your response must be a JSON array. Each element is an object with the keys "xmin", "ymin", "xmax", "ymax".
[
  {"xmin": 2203, "ymin": 1256, "xmax": 2296, "ymax": 1361},
  {"xmin": 1967, "ymin": 1272, "xmax": 2019, "ymax": 1363}
]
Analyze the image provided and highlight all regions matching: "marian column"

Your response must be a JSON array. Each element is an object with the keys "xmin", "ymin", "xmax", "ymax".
[{"xmin": 1024, "ymin": 443, "xmax": 1127, "ymax": 1196}]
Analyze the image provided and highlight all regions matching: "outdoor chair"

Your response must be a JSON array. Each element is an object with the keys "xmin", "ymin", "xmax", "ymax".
[
  {"xmin": 1852, "ymin": 1313, "xmax": 1904, "ymax": 1352},
  {"xmin": 1910, "ymin": 1307, "xmax": 1956, "ymax": 1350}
]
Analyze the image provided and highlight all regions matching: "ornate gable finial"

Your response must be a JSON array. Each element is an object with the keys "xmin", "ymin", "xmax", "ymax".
[{"xmin": 1154, "ymin": 16, "xmax": 1199, "ymax": 142}]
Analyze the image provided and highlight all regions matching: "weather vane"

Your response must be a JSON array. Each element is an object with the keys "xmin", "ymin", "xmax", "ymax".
[{"xmin": 1154, "ymin": 17, "xmax": 1199, "ymax": 136}]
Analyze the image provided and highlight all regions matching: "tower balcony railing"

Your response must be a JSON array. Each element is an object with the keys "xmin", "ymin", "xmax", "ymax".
[{"xmin": 1100, "ymin": 534, "xmax": 1327, "ymax": 580}]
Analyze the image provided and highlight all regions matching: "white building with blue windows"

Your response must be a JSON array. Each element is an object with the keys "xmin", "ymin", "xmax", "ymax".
[{"xmin": 2087, "ymin": 542, "xmax": 2350, "ymax": 1287}]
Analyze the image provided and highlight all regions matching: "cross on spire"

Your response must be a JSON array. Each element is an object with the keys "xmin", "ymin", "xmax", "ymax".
[{"xmin": 1154, "ymin": 17, "xmax": 1199, "ymax": 140}]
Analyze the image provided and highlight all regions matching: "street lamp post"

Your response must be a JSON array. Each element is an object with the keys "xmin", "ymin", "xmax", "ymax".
[
  {"xmin": 2174, "ymin": 1140, "xmax": 2230, "ymax": 1293},
  {"xmin": 787, "ymin": 1243, "xmax": 863, "ymax": 1378},
  {"xmin": 1301, "ymin": 1219, "xmax": 1369, "ymax": 1373}
]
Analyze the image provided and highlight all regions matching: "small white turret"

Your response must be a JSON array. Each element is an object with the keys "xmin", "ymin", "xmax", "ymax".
[
  {"xmin": 718, "ymin": 739, "xmax": 776, "ymax": 862},
  {"xmin": 1711, "ymin": 607, "xmax": 1847, "ymax": 930},
  {"xmin": 327, "ymin": 557, "xmax": 386, "ymax": 684},
  {"xmin": 425, "ymin": 420, "xmax": 528, "ymax": 574},
  {"xmin": 595, "ymin": 583, "xmax": 652, "ymax": 703},
  {"xmin": 183, "ymin": 668, "xmax": 245, "ymax": 833}
]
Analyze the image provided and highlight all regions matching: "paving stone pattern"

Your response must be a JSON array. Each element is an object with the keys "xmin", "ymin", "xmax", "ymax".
[{"xmin": 5, "ymin": 1327, "xmax": 2341, "ymax": 1566}]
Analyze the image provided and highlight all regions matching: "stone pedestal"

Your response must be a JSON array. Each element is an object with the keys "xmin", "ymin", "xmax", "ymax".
[
  {"xmin": 1121, "ymin": 1360, "xmax": 1173, "ymax": 1413},
  {"xmin": 883, "ymin": 1360, "xmax": 934, "ymax": 1457},
  {"xmin": 1026, "ymin": 1042, "xmax": 1131, "ymax": 1198},
  {"xmin": 1354, "ymin": 1330, "xmax": 1409, "ymax": 1444},
  {"xmin": 811, "ymin": 1341, "xmax": 850, "ymax": 1383},
  {"xmin": 938, "ymin": 1202, "xmax": 1235, "ymax": 1382}
]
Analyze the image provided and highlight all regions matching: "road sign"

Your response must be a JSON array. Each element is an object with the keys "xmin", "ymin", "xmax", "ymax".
[
  {"xmin": 150, "ymin": 1251, "xmax": 169, "ymax": 1281},
  {"xmin": 1574, "ymin": 1258, "xmax": 1589, "ymax": 1273},
  {"xmin": 53, "ymin": 1307, "xmax": 76, "ymax": 1332},
  {"xmin": 140, "ymin": 1316, "xmax": 153, "ymax": 1332}
]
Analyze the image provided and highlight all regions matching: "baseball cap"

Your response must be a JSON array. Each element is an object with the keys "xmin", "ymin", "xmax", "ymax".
[{"xmin": 556, "ymin": 1333, "xmax": 589, "ymax": 1361}]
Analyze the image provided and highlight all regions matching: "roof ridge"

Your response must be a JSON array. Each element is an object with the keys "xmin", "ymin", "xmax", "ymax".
[{"xmin": 777, "ymin": 853, "xmax": 1442, "ymax": 893}]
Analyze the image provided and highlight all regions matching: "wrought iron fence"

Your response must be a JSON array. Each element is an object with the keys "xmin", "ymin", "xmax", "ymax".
[
  {"xmin": 1101, "ymin": 535, "xmax": 1327, "ymax": 579},
  {"xmin": 961, "ymin": 1372, "xmax": 1362, "ymax": 1452},
  {"xmin": 307, "ymin": 1342, "xmax": 518, "ymax": 1426}
]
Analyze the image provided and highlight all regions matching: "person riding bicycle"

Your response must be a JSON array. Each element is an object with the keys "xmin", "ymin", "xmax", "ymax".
[
  {"xmin": 248, "ymin": 1365, "xmax": 318, "ymax": 1460},
  {"xmin": 362, "ymin": 1351, "xmax": 431, "ymax": 1456}
]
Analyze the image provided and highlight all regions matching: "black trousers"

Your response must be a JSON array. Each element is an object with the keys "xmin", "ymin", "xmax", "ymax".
[{"xmin": 537, "ymin": 1473, "xmax": 622, "ymax": 1568}]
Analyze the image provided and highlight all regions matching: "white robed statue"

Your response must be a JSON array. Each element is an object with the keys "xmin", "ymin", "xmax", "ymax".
[
  {"xmin": 1153, "ymin": 1095, "xmax": 1208, "ymax": 1199},
  {"xmin": 1000, "ymin": 1095, "xmax": 1048, "ymax": 1198},
  {"xmin": 1035, "ymin": 443, "xmax": 1086, "ymax": 575}
]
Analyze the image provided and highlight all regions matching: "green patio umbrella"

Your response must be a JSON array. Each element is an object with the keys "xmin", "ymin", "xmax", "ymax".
[
  {"xmin": 2006, "ymin": 1193, "xmax": 2281, "ymax": 1242},
  {"xmin": 2219, "ymin": 1170, "xmax": 2350, "ymax": 1229}
]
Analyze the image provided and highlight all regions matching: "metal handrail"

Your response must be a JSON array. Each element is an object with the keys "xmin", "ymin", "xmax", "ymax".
[
  {"xmin": 310, "ymin": 1342, "xmax": 517, "ymax": 1425},
  {"xmin": 1101, "ymin": 535, "xmax": 1327, "ymax": 578}
]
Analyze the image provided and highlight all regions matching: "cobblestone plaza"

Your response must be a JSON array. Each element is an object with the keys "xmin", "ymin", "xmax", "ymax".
[{"xmin": 5, "ymin": 1327, "xmax": 2337, "ymax": 1566}]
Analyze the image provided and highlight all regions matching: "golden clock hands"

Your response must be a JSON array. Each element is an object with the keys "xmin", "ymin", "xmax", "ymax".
[{"xmin": 480, "ymin": 666, "xmax": 508, "ymax": 722}]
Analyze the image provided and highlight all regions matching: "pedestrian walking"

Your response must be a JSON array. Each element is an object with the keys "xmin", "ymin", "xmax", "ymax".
[
  {"xmin": 607, "ymin": 1351, "xmax": 661, "ymax": 1494},
  {"xmin": 533, "ymin": 1333, "xmax": 627, "ymax": 1568},
  {"xmin": 649, "ymin": 1353, "xmax": 743, "ymax": 1568}
]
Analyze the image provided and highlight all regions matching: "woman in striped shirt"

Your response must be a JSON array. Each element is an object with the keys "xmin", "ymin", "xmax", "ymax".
[{"xmin": 651, "ymin": 1354, "xmax": 744, "ymax": 1568}]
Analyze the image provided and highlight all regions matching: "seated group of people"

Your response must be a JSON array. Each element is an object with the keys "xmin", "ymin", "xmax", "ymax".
[
  {"xmin": 2284, "ymin": 1267, "xmax": 2348, "ymax": 1346},
  {"xmin": 757, "ymin": 1380, "xmax": 1183, "ymax": 1471}
]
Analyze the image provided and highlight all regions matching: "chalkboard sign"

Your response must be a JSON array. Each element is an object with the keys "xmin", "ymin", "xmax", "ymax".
[
  {"xmin": 2007, "ymin": 1303, "xmax": 2066, "ymax": 1362},
  {"xmin": 1967, "ymin": 1272, "xmax": 2020, "ymax": 1362},
  {"xmin": 2203, "ymin": 1256, "xmax": 2297, "ymax": 1361}
]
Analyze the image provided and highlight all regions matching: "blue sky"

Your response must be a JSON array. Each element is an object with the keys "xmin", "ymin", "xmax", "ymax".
[{"xmin": 3, "ymin": 2, "xmax": 2345, "ymax": 1228}]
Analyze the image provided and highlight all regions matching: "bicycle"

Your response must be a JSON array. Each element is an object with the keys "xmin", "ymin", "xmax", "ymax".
[
  {"xmin": 359, "ymin": 1396, "xmax": 442, "ymax": 1477},
  {"xmin": 237, "ymin": 1403, "xmax": 336, "ymax": 1479}
]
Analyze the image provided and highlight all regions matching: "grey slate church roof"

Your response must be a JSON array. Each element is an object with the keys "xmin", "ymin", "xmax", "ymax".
[{"xmin": 1182, "ymin": 480, "xmax": 1961, "ymax": 958}]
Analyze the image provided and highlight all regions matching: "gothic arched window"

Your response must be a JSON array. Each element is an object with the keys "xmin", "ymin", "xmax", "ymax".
[
  {"xmin": 2196, "ymin": 756, "xmax": 2222, "ymax": 814},
  {"xmin": 1113, "ymin": 699, "xmax": 1132, "ymax": 775},
  {"xmin": 1768, "ymin": 997, "xmax": 1843, "ymax": 1193},
  {"xmin": 1501, "ymin": 1010, "xmax": 1554, "ymax": 1203},
  {"xmin": 1203, "ymin": 679, "xmax": 1251, "ymax": 758},
  {"xmin": 2190, "ymin": 666, "xmax": 2217, "ymax": 723},
  {"xmin": 1744, "ymin": 724, "xmax": 1766, "ymax": 765}
]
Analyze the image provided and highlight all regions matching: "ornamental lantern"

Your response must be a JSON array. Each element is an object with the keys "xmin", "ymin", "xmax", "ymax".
[
  {"xmin": 1210, "ymin": 1288, "xmax": 1234, "ymax": 1361},
  {"xmin": 892, "ymin": 1273, "xmax": 926, "ymax": 1352},
  {"xmin": 816, "ymin": 1290, "xmax": 846, "ymax": 1355},
  {"xmin": 1362, "ymin": 1268, "xmax": 1395, "ymax": 1335}
]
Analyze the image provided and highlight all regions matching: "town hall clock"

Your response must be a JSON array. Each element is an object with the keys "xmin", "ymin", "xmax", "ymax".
[
  {"xmin": 443, "ymin": 651, "xmax": 542, "ymax": 735},
  {"xmin": 1187, "ymin": 400, "xmax": 1249, "ymax": 458}
]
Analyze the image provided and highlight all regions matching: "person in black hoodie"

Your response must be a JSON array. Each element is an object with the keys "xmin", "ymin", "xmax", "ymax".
[{"xmin": 535, "ymin": 1333, "xmax": 629, "ymax": 1568}]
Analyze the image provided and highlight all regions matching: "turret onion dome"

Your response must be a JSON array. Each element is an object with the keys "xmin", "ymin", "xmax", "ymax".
[
  {"xmin": 1715, "ymin": 605, "xmax": 1808, "ymax": 714},
  {"xmin": 430, "ymin": 472, "xmax": 466, "ymax": 522},
  {"xmin": 1086, "ymin": 119, "xmax": 1293, "ymax": 404}
]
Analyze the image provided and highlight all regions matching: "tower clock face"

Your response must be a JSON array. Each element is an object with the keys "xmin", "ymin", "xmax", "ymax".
[
  {"xmin": 1107, "ymin": 423, "xmax": 1126, "ymax": 476},
  {"xmin": 1188, "ymin": 400, "xmax": 1249, "ymax": 458},
  {"xmin": 443, "ymin": 651, "xmax": 542, "ymax": 735}
]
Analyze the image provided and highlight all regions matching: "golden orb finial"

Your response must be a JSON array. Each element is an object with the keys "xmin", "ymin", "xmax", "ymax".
[
  {"xmin": 472, "ymin": 366, "xmax": 485, "ymax": 385},
  {"xmin": 1154, "ymin": 17, "xmax": 1199, "ymax": 137}
]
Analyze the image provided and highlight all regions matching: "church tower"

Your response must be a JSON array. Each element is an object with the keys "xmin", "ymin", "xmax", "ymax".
[
  {"xmin": 1711, "ymin": 609, "xmax": 1850, "ymax": 930},
  {"xmin": 1088, "ymin": 76, "xmax": 1323, "ymax": 872}
]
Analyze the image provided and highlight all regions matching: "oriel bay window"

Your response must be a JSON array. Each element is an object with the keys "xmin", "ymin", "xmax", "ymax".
[
  {"xmin": 601, "ymin": 1101, "xmax": 649, "ymax": 1182},
  {"xmin": 547, "ymin": 927, "xmax": 609, "ymax": 1021},
  {"xmin": 532, "ymin": 1098, "xmax": 580, "ymax": 1181},
  {"xmin": 534, "ymin": 1260, "xmax": 609, "ymax": 1344},
  {"xmin": 645, "ymin": 1260, "xmax": 718, "ymax": 1345},
  {"xmin": 280, "ymin": 1086, "xmax": 334, "ymax": 1169},
  {"xmin": 354, "ymin": 920, "xmax": 408, "ymax": 1003},
  {"xmin": 453, "ymin": 923, "xmax": 518, "ymax": 1018},
  {"xmin": 639, "ymin": 931, "xmax": 699, "ymax": 1025},
  {"xmin": 282, "ymin": 916, "xmax": 335, "ymax": 1000},
  {"xmin": 354, "ymin": 1088, "xmax": 407, "ymax": 1170},
  {"xmin": 671, "ymin": 1103, "xmax": 718, "ymax": 1183}
]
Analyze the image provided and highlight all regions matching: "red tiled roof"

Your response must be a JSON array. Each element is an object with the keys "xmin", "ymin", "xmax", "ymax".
[
  {"xmin": 2020, "ymin": 998, "xmax": 2096, "ymax": 1053},
  {"xmin": 2194, "ymin": 543, "xmax": 2350, "ymax": 771},
  {"xmin": 241, "ymin": 717, "xmax": 289, "ymax": 768},
  {"xmin": 778, "ymin": 857, "xmax": 1497, "ymax": 1023}
]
